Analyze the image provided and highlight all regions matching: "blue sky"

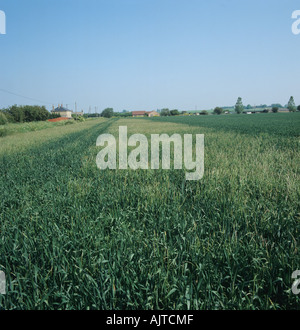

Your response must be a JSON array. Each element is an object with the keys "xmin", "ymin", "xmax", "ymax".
[{"xmin": 0, "ymin": 0, "xmax": 299, "ymax": 112}]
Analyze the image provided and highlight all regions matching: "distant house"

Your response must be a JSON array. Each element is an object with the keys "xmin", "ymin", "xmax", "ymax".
[
  {"xmin": 243, "ymin": 110, "xmax": 262, "ymax": 114},
  {"xmin": 52, "ymin": 105, "xmax": 73, "ymax": 118},
  {"xmin": 132, "ymin": 111, "xmax": 160, "ymax": 118},
  {"xmin": 146, "ymin": 111, "xmax": 160, "ymax": 117},
  {"xmin": 132, "ymin": 111, "xmax": 147, "ymax": 117}
]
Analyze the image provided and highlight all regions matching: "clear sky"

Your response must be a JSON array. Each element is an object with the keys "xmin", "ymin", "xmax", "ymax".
[{"xmin": 0, "ymin": 0, "xmax": 300, "ymax": 112}]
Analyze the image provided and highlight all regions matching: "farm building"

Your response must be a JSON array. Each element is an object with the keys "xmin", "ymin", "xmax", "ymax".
[
  {"xmin": 132, "ymin": 111, "xmax": 147, "ymax": 117},
  {"xmin": 132, "ymin": 111, "xmax": 160, "ymax": 117},
  {"xmin": 51, "ymin": 105, "xmax": 73, "ymax": 118},
  {"xmin": 147, "ymin": 111, "xmax": 160, "ymax": 117}
]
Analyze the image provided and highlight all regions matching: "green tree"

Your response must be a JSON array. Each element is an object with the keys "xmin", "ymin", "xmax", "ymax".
[
  {"xmin": 160, "ymin": 108, "xmax": 171, "ymax": 116},
  {"xmin": 170, "ymin": 109, "xmax": 180, "ymax": 116},
  {"xmin": 297, "ymin": 105, "xmax": 300, "ymax": 112},
  {"xmin": 213, "ymin": 107, "xmax": 223, "ymax": 115},
  {"xmin": 235, "ymin": 97, "xmax": 244, "ymax": 114},
  {"xmin": 72, "ymin": 114, "xmax": 85, "ymax": 122},
  {"xmin": 2, "ymin": 105, "xmax": 49, "ymax": 123},
  {"xmin": 9, "ymin": 105, "xmax": 25, "ymax": 122},
  {"xmin": 287, "ymin": 96, "xmax": 296, "ymax": 112},
  {"xmin": 200, "ymin": 110, "xmax": 208, "ymax": 115},
  {"xmin": 272, "ymin": 107, "xmax": 279, "ymax": 113},
  {"xmin": 271, "ymin": 103, "xmax": 283, "ymax": 108},
  {"xmin": 49, "ymin": 113, "xmax": 61, "ymax": 119},
  {"xmin": 23, "ymin": 105, "xmax": 49, "ymax": 122},
  {"xmin": 0, "ymin": 111, "xmax": 8, "ymax": 125},
  {"xmin": 0, "ymin": 109, "xmax": 14, "ymax": 122},
  {"xmin": 101, "ymin": 108, "xmax": 114, "ymax": 118}
]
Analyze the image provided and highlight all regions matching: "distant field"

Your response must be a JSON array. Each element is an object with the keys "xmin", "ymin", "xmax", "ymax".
[
  {"xmin": 150, "ymin": 112, "xmax": 300, "ymax": 137},
  {"xmin": 0, "ymin": 114, "xmax": 299, "ymax": 310}
]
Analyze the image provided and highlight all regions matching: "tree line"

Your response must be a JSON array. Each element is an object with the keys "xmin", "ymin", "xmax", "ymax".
[
  {"xmin": 0, "ymin": 105, "xmax": 60, "ymax": 125},
  {"xmin": 99, "ymin": 108, "xmax": 209, "ymax": 117},
  {"xmin": 1, "ymin": 98, "xmax": 299, "ymax": 125},
  {"xmin": 212, "ymin": 96, "xmax": 300, "ymax": 115}
]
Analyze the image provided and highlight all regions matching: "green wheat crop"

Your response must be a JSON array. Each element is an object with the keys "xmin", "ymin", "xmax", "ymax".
[{"xmin": 0, "ymin": 114, "xmax": 299, "ymax": 310}]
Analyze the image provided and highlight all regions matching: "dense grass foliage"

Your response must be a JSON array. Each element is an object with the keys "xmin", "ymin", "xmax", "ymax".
[
  {"xmin": 0, "ymin": 119, "xmax": 76, "ymax": 138},
  {"xmin": 0, "ymin": 115, "xmax": 299, "ymax": 310}
]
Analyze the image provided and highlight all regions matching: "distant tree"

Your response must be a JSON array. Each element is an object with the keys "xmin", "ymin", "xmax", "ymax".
[
  {"xmin": 72, "ymin": 114, "xmax": 85, "ymax": 122},
  {"xmin": 170, "ymin": 109, "xmax": 180, "ymax": 116},
  {"xmin": 272, "ymin": 106, "xmax": 279, "ymax": 113},
  {"xmin": 297, "ymin": 105, "xmax": 300, "ymax": 112},
  {"xmin": 1, "ymin": 105, "xmax": 49, "ymax": 123},
  {"xmin": 114, "ymin": 111, "xmax": 132, "ymax": 117},
  {"xmin": 0, "ymin": 111, "xmax": 8, "ymax": 125},
  {"xmin": 160, "ymin": 108, "xmax": 171, "ymax": 116},
  {"xmin": 235, "ymin": 97, "xmax": 244, "ymax": 114},
  {"xmin": 0, "ymin": 109, "xmax": 14, "ymax": 122},
  {"xmin": 287, "ymin": 96, "xmax": 297, "ymax": 112},
  {"xmin": 246, "ymin": 104, "xmax": 252, "ymax": 110},
  {"xmin": 101, "ymin": 108, "xmax": 114, "ymax": 118},
  {"xmin": 213, "ymin": 107, "xmax": 223, "ymax": 115},
  {"xmin": 49, "ymin": 113, "xmax": 61, "ymax": 119},
  {"xmin": 23, "ymin": 105, "xmax": 49, "ymax": 122},
  {"xmin": 200, "ymin": 110, "xmax": 208, "ymax": 115},
  {"xmin": 262, "ymin": 109, "xmax": 269, "ymax": 113},
  {"xmin": 271, "ymin": 103, "xmax": 283, "ymax": 109},
  {"xmin": 8, "ymin": 105, "xmax": 25, "ymax": 122}
]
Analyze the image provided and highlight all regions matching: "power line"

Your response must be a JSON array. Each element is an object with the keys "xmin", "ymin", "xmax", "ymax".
[{"xmin": 0, "ymin": 88, "xmax": 53, "ymax": 105}]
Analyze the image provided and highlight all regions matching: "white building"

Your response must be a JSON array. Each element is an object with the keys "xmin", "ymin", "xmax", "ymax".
[{"xmin": 51, "ymin": 105, "xmax": 73, "ymax": 118}]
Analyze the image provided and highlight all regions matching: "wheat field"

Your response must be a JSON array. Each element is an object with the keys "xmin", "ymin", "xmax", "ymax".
[{"xmin": 0, "ymin": 113, "xmax": 299, "ymax": 310}]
